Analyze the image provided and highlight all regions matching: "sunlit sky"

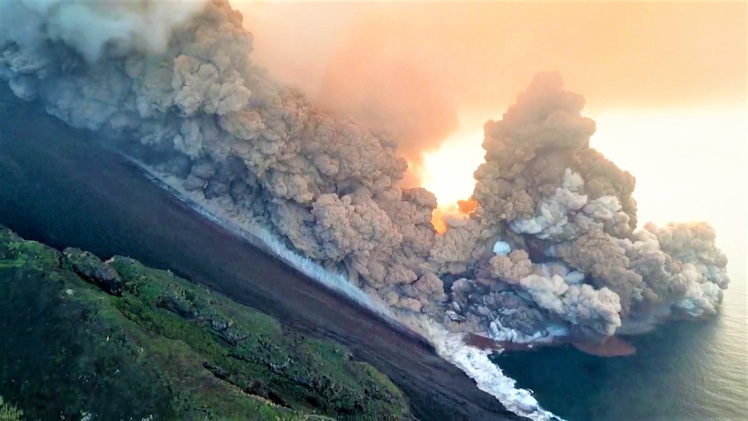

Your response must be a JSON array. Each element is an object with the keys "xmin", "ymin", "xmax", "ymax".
[{"xmin": 235, "ymin": 1, "xmax": 747, "ymax": 277}]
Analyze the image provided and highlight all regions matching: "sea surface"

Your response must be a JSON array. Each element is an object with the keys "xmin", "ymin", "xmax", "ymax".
[{"xmin": 495, "ymin": 258, "xmax": 747, "ymax": 420}]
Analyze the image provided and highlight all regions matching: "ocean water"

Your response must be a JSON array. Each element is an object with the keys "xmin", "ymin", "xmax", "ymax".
[{"xmin": 494, "ymin": 268, "xmax": 748, "ymax": 420}]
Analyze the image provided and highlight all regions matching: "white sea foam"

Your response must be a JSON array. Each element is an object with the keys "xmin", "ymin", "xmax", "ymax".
[
  {"xmin": 128, "ymin": 156, "xmax": 563, "ymax": 421},
  {"xmin": 416, "ymin": 321, "xmax": 564, "ymax": 421}
]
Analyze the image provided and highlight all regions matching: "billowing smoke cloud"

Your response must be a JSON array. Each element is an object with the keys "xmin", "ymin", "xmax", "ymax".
[
  {"xmin": 0, "ymin": 0, "xmax": 208, "ymax": 62},
  {"xmin": 449, "ymin": 74, "xmax": 730, "ymax": 340},
  {"xmin": 0, "ymin": 0, "xmax": 730, "ymax": 345}
]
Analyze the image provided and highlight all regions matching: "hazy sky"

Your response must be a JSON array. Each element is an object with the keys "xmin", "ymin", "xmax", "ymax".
[
  {"xmin": 240, "ymin": 1, "xmax": 745, "ymax": 110},
  {"xmin": 236, "ymin": 1, "xmax": 746, "ymax": 273}
]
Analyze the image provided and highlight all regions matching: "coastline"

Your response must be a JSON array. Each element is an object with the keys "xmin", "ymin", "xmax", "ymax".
[{"xmin": 0, "ymin": 89, "xmax": 521, "ymax": 419}]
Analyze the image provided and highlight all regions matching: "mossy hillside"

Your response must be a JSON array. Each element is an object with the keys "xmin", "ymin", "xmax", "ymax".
[
  {"xmin": 0, "ymin": 226, "xmax": 413, "ymax": 420},
  {"xmin": 109, "ymin": 256, "xmax": 411, "ymax": 418}
]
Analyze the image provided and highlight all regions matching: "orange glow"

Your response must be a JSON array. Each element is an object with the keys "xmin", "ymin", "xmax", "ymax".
[
  {"xmin": 235, "ymin": 1, "xmax": 746, "ymax": 254},
  {"xmin": 430, "ymin": 205, "xmax": 453, "ymax": 234},
  {"xmin": 458, "ymin": 199, "xmax": 478, "ymax": 215},
  {"xmin": 415, "ymin": 122, "xmax": 485, "ymax": 230},
  {"xmin": 418, "ymin": 124, "xmax": 485, "ymax": 206},
  {"xmin": 237, "ymin": 1, "xmax": 745, "ymax": 117},
  {"xmin": 430, "ymin": 199, "xmax": 479, "ymax": 234},
  {"xmin": 591, "ymin": 109, "xmax": 747, "ymax": 232}
]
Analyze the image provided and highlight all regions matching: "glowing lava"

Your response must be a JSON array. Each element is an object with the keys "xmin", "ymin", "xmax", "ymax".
[{"xmin": 418, "ymin": 124, "xmax": 485, "ymax": 232}]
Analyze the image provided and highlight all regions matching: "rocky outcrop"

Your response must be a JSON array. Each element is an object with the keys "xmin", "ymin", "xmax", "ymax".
[{"xmin": 63, "ymin": 248, "xmax": 124, "ymax": 296}]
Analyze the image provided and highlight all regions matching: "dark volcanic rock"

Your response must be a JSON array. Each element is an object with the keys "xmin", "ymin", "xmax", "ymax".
[
  {"xmin": 493, "ymin": 295, "xmax": 549, "ymax": 336},
  {"xmin": 63, "ymin": 248, "xmax": 123, "ymax": 296}
]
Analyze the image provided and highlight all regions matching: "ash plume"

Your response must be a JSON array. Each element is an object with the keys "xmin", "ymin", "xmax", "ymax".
[
  {"xmin": 0, "ymin": 0, "xmax": 730, "ymax": 346},
  {"xmin": 449, "ymin": 73, "xmax": 729, "ymax": 340}
]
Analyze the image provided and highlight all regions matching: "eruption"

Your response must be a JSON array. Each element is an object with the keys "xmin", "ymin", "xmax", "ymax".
[{"xmin": 0, "ymin": 0, "xmax": 730, "ymax": 356}]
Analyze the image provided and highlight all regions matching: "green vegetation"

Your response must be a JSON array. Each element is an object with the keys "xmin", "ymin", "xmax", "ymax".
[
  {"xmin": 0, "ymin": 396, "xmax": 23, "ymax": 421},
  {"xmin": 0, "ymin": 226, "xmax": 414, "ymax": 420}
]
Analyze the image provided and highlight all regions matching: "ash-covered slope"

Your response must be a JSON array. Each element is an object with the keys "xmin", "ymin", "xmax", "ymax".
[{"xmin": 0, "ymin": 0, "xmax": 729, "ymax": 348}]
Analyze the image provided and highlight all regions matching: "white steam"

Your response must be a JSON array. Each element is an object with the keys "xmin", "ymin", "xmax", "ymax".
[{"xmin": 425, "ymin": 322, "xmax": 563, "ymax": 421}]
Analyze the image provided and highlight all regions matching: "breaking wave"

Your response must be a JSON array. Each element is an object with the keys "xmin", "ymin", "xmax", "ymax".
[{"xmin": 432, "ymin": 329, "xmax": 563, "ymax": 421}]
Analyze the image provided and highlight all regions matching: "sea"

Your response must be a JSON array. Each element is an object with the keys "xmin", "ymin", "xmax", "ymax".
[{"xmin": 495, "ymin": 256, "xmax": 747, "ymax": 420}]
